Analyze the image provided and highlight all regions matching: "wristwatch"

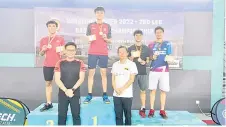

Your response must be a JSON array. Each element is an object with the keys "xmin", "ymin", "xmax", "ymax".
[{"xmin": 72, "ymin": 88, "xmax": 76, "ymax": 92}]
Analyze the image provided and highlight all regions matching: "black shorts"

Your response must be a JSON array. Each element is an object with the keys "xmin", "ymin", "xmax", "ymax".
[{"xmin": 43, "ymin": 66, "xmax": 55, "ymax": 81}]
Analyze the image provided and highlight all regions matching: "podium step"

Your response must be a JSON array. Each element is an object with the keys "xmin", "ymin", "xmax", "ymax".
[{"xmin": 27, "ymin": 97, "xmax": 206, "ymax": 125}]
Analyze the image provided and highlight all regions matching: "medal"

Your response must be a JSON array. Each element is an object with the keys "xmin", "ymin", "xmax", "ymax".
[
  {"xmin": 157, "ymin": 42, "xmax": 162, "ymax": 51},
  {"xmin": 102, "ymin": 34, "xmax": 107, "ymax": 38},
  {"xmin": 135, "ymin": 44, "xmax": 142, "ymax": 58},
  {"xmin": 99, "ymin": 32, "xmax": 103, "ymax": 35},
  {"xmin": 48, "ymin": 35, "xmax": 55, "ymax": 49},
  {"xmin": 99, "ymin": 24, "xmax": 103, "ymax": 35},
  {"xmin": 47, "ymin": 44, "xmax": 52, "ymax": 49}
]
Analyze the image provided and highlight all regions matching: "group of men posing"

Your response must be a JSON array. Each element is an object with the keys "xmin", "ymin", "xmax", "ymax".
[{"xmin": 39, "ymin": 7, "xmax": 172, "ymax": 125}]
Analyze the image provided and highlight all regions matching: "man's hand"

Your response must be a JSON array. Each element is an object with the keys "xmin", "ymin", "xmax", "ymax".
[
  {"xmin": 103, "ymin": 37, "xmax": 108, "ymax": 42},
  {"xmin": 153, "ymin": 55, "xmax": 158, "ymax": 60},
  {"xmin": 140, "ymin": 60, "xmax": 146, "ymax": 65},
  {"xmin": 117, "ymin": 87, "xmax": 125, "ymax": 95},
  {"xmin": 115, "ymin": 88, "xmax": 121, "ymax": 95},
  {"xmin": 65, "ymin": 89, "xmax": 74, "ymax": 98},
  {"xmin": 115, "ymin": 87, "xmax": 124, "ymax": 95},
  {"xmin": 42, "ymin": 45, "xmax": 48, "ymax": 51},
  {"xmin": 59, "ymin": 50, "xmax": 66, "ymax": 56}
]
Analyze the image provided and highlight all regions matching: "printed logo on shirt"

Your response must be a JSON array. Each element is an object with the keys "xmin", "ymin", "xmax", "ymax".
[
  {"xmin": 124, "ymin": 67, "xmax": 129, "ymax": 70},
  {"xmin": 115, "ymin": 69, "xmax": 129, "ymax": 76},
  {"xmin": 154, "ymin": 51, "xmax": 166, "ymax": 55},
  {"xmin": 115, "ymin": 72, "xmax": 125, "ymax": 76}
]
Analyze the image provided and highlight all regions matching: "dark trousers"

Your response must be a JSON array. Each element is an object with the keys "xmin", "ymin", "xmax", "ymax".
[
  {"xmin": 113, "ymin": 96, "xmax": 133, "ymax": 125},
  {"xmin": 58, "ymin": 93, "xmax": 81, "ymax": 125}
]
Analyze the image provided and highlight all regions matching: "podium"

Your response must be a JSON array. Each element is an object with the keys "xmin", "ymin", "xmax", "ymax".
[{"xmin": 27, "ymin": 97, "xmax": 206, "ymax": 125}]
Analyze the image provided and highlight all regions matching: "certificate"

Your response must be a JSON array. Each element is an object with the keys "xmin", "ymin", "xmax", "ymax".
[
  {"xmin": 165, "ymin": 55, "xmax": 174, "ymax": 62},
  {"xmin": 56, "ymin": 46, "xmax": 64, "ymax": 53},
  {"xmin": 88, "ymin": 35, "xmax": 96, "ymax": 42},
  {"xmin": 131, "ymin": 51, "xmax": 141, "ymax": 58}
]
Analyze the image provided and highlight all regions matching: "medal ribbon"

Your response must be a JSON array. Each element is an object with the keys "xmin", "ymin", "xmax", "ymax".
[
  {"xmin": 99, "ymin": 24, "xmax": 103, "ymax": 34},
  {"xmin": 48, "ymin": 35, "xmax": 56, "ymax": 46},
  {"xmin": 135, "ymin": 44, "xmax": 142, "ymax": 56}
]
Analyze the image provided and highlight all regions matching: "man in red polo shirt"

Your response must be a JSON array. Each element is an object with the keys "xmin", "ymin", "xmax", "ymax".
[
  {"xmin": 84, "ymin": 7, "xmax": 112, "ymax": 104},
  {"xmin": 39, "ymin": 20, "xmax": 65, "ymax": 111}
]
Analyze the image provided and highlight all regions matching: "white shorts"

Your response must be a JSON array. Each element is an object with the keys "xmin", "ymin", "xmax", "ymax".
[{"xmin": 148, "ymin": 71, "xmax": 170, "ymax": 92}]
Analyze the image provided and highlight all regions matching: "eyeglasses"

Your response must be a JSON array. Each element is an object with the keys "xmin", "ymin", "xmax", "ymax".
[{"xmin": 66, "ymin": 49, "xmax": 76, "ymax": 52}]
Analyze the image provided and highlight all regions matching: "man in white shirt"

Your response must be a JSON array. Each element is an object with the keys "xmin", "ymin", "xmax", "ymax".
[{"xmin": 111, "ymin": 45, "xmax": 138, "ymax": 125}]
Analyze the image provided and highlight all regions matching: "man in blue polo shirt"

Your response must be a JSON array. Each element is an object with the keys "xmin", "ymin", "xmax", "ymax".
[{"xmin": 148, "ymin": 26, "xmax": 173, "ymax": 119}]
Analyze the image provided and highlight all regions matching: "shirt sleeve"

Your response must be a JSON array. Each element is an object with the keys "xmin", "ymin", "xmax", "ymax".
[
  {"xmin": 80, "ymin": 60, "xmax": 86, "ymax": 72},
  {"xmin": 130, "ymin": 62, "xmax": 138, "ymax": 75},
  {"xmin": 61, "ymin": 37, "xmax": 65, "ymax": 45},
  {"xmin": 107, "ymin": 24, "xmax": 112, "ymax": 39},
  {"xmin": 145, "ymin": 46, "xmax": 151, "ymax": 58},
  {"xmin": 54, "ymin": 60, "xmax": 61, "ymax": 72},
  {"xmin": 111, "ymin": 63, "xmax": 116, "ymax": 74},
  {"xmin": 166, "ymin": 42, "xmax": 172, "ymax": 55},
  {"xmin": 86, "ymin": 23, "xmax": 91, "ymax": 36},
  {"xmin": 128, "ymin": 46, "xmax": 132, "ymax": 57},
  {"xmin": 148, "ymin": 43, "xmax": 154, "ymax": 57},
  {"xmin": 39, "ymin": 38, "xmax": 44, "ymax": 51}
]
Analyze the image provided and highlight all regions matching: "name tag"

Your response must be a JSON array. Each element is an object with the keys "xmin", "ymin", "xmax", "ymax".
[
  {"xmin": 88, "ymin": 35, "xmax": 96, "ymax": 41},
  {"xmin": 56, "ymin": 46, "xmax": 64, "ymax": 53}
]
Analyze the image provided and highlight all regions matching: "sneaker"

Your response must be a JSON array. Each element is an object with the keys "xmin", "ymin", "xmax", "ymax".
[
  {"xmin": 148, "ymin": 109, "xmax": 155, "ymax": 118},
  {"xmin": 160, "ymin": 110, "xmax": 168, "ymax": 119},
  {"xmin": 83, "ymin": 95, "xmax": 92, "ymax": 104},
  {"xmin": 139, "ymin": 108, "xmax": 146, "ymax": 118},
  {"xmin": 40, "ymin": 103, "xmax": 53, "ymax": 112},
  {"xmin": 103, "ymin": 95, "xmax": 110, "ymax": 104}
]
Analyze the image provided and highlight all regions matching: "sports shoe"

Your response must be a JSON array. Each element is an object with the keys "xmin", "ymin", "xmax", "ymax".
[
  {"xmin": 139, "ymin": 108, "xmax": 146, "ymax": 118},
  {"xmin": 160, "ymin": 110, "xmax": 168, "ymax": 119},
  {"xmin": 103, "ymin": 95, "xmax": 110, "ymax": 104},
  {"xmin": 40, "ymin": 103, "xmax": 53, "ymax": 112},
  {"xmin": 148, "ymin": 109, "xmax": 155, "ymax": 118},
  {"xmin": 83, "ymin": 95, "xmax": 92, "ymax": 104}
]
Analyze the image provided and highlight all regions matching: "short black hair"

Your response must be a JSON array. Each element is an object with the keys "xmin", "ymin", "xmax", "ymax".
[
  {"xmin": 46, "ymin": 20, "xmax": 58, "ymax": 27},
  {"xmin": 65, "ymin": 42, "xmax": 77, "ymax": 49},
  {"xmin": 94, "ymin": 6, "xmax": 105, "ymax": 13},
  {"xmin": 117, "ymin": 45, "xmax": 128, "ymax": 53},
  {"xmin": 154, "ymin": 26, "xmax": 164, "ymax": 33},
  {"xmin": 133, "ymin": 30, "xmax": 143, "ymax": 36}
]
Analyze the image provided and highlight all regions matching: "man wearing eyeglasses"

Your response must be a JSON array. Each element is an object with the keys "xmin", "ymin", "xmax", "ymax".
[{"xmin": 55, "ymin": 42, "xmax": 86, "ymax": 125}]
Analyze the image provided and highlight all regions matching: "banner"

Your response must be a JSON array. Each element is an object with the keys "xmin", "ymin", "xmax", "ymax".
[
  {"xmin": 0, "ymin": 98, "xmax": 30, "ymax": 125},
  {"xmin": 34, "ymin": 7, "xmax": 184, "ymax": 69}
]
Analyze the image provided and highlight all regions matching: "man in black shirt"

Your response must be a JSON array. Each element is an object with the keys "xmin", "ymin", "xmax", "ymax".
[
  {"xmin": 54, "ymin": 42, "xmax": 86, "ymax": 125},
  {"xmin": 128, "ymin": 30, "xmax": 150, "ymax": 118}
]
